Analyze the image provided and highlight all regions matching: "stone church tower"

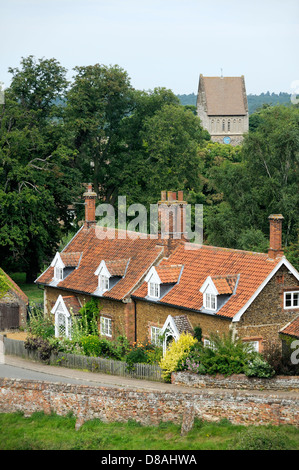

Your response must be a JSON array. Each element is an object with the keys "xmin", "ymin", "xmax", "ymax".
[{"xmin": 196, "ymin": 75, "xmax": 249, "ymax": 146}]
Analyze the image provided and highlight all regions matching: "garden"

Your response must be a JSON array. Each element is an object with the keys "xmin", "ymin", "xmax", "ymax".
[
  {"xmin": 23, "ymin": 301, "xmax": 299, "ymax": 382},
  {"xmin": 24, "ymin": 299, "xmax": 163, "ymax": 372}
]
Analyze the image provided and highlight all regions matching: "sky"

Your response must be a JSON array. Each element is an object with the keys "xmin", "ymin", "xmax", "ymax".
[{"xmin": 0, "ymin": 0, "xmax": 298, "ymax": 96}]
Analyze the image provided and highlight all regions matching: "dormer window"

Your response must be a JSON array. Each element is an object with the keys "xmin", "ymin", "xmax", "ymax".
[
  {"xmin": 149, "ymin": 281, "xmax": 160, "ymax": 299},
  {"xmin": 204, "ymin": 292, "xmax": 217, "ymax": 311},
  {"xmin": 94, "ymin": 259, "xmax": 129, "ymax": 296},
  {"xmin": 99, "ymin": 274, "xmax": 109, "ymax": 293},
  {"xmin": 55, "ymin": 267, "xmax": 64, "ymax": 281},
  {"xmin": 51, "ymin": 251, "xmax": 82, "ymax": 284},
  {"xmin": 145, "ymin": 265, "xmax": 183, "ymax": 301},
  {"xmin": 200, "ymin": 275, "xmax": 238, "ymax": 313}
]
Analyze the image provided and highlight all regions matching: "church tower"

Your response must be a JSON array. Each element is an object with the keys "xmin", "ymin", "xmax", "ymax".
[{"xmin": 196, "ymin": 74, "xmax": 249, "ymax": 146}]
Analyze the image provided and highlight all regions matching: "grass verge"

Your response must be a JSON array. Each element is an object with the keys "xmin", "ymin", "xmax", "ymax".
[{"xmin": 0, "ymin": 412, "xmax": 298, "ymax": 450}]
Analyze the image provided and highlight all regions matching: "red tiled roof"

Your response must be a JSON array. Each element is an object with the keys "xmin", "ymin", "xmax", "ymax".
[
  {"xmin": 62, "ymin": 295, "xmax": 81, "ymax": 316},
  {"xmin": 156, "ymin": 265, "xmax": 182, "ymax": 284},
  {"xmin": 280, "ymin": 316, "xmax": 299, "ymax": 339},
  {"xmin": 36, "ymin": 225, "xmax": 164, "ymax": 301},
  {"xmin": 133, "ymin": 243, "xmax": 282, "ymax": 319},
  {"xmin": 60, "ymin": 252, "xmax": 82, "ymax": 267},
  {"xmin": 106, "ymin": 259, "xmax": 130, "ymax": 277},
  {"xmin": 212, "ymin": 275, "xmax": 238, "ymax": 294}
]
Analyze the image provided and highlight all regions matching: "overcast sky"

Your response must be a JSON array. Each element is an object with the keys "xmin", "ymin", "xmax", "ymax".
[{"xmin": 1, "ymin": 0, "xmax": 298, "ymax": 95}]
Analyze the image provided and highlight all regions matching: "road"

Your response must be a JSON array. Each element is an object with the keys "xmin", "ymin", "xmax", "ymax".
[{"xmin": 0, "ymin": 355, "xmax": 191, "ymax": 392}]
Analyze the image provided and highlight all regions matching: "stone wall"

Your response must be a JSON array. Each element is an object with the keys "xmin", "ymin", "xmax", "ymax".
[
  {"xmin": 135, "ymin": 299, "xmax": 231, "ymax": 344},
  {"xmin": 0, "ymin": 378, "xmax": 298, "ymax": 428},
  {"xmin": 234, "ymin": 265, "xmax": 299, "ymax": 351},
  {"xmin": 172, "ymin": 371, "xmax": 299, "ymax": 392}
]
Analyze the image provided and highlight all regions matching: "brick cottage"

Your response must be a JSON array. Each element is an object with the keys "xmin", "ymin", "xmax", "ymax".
[{"xmin": 36, "ymin": 185, "xmax": 299, "ymax": 354}]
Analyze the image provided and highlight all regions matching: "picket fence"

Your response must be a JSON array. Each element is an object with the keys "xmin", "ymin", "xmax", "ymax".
[{"xmin": 3, "ymin": 336, "xmax": 164, "ymax": 382}]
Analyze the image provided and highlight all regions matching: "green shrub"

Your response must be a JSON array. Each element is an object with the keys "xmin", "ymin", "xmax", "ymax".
[
  {"xmin": 244, "ymin": 356, "xmax": 275, "ymax": 378},
  {"xmin": 182, "ymin": 332, "xmax": 260, "ymax": 376},
  {"xmin": 72, "ymin": 298, "xmax": 101, "ymax": 340},
  {"xmin": 27, "ymin": 307, "xmax": 54, "ymax": 339},
  {"xmin": 125, "ymin": 340, "xmax": 160, "ymax": 371},
  {"xmin": 79, "ymin": 335, "xmax": 122, "ymax": 360},
  {"xmin": 24, "ymin": 336, "xmax": 57, "ymax": 363},
  {"xmin": 229, "ymin": 426, "xmax": 292, "ymax": 450}
]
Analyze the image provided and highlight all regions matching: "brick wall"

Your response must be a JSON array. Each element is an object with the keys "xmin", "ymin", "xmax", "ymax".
[{"xmin": 0, "ymin": 378, "xmax": 298, "ymax": 428}]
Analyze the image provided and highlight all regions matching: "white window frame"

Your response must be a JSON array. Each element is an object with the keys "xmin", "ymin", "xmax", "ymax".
[
  {"xmin": 204, "ymin": 292, "xmax": 217, "ymax": 311},
  {"xmin": 149, "ymin": 281, "xmax": 160, "ymax": 299},
  {"xmin": 100, "ymin": 316, "xmax": 112, "ymax": 337},
  {"xmin": 203, "ymin": 338, "xmax": 216, "ymax": 350},
  {"xmin": 246, "ymin": 340, "xmax": 260, "ymax": 353},
  {"xmin": 55, "ymin": 266, "xmax": 64, "ymax": 281},
  {"xmin": 99, "ymin": 274, "xmax": 109, "ymax": 293},
  {"xmin": 284, "ymin": 291, "xmax": 299, "ymax": 309},
  {"xmin": 151, "ymin": 326, "xmax": 162, "ymax": 346}
]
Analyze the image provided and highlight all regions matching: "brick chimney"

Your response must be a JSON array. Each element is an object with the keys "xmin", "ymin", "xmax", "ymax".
[
  {"xmin": 158, "ymin": 190, "xmax": 187, "ymax": 240},
  {"xmin": 268, "ymin": 214, "xmax": 284, "ymax": 259},
  {"xmin": 83, "ymin": 183, "xmax": 97, "ymax": 227}
]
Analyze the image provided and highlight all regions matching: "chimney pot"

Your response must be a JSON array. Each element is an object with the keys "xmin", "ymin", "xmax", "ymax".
[
  {"xmin": 178, "ymin": 190, "xmax": 184, "ymax": 202},
  {"xmin": 161, "ymin": 191, "xmax": 166, "ymax": 201},
  {"xmin": 83, "ymin": 183, "xmax": 97, "ymax": 226},
  {"xmin": 268, "ymin": 214, "xmax": 284, "ymax": 259}
]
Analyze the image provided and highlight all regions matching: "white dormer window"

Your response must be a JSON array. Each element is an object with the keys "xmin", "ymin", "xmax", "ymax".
[
  {"xmin": 204, "ymin": 292, "xmax": 217, "ymax": 311},
  {"xmin": 200, "ymin": 276, "xmax": 219, "ymax": 312},
  {"xmin": 99, "ymin": 274, "xmax": 109, "ymax": 292},
  {"xmin": 149, "ymin": 282, "xmax": 160, "ymax": 299},
  {"xmin": 145, "ymin": 267, "xmax": 162, "ymax": 300},
  {"xmin": 51, "ymin": 252, "xmax": 65, "ymax": 282},
  {"xmin": 94, "ymin": 260, "xmax": 111, "ymax": 294},
  {"xmin": 55, "ymin": 267, "xmax": 64, "ymax": 281}
]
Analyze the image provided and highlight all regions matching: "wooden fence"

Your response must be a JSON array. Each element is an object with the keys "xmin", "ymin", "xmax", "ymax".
[{"xmin": 2, "ymin": 337, "xmax": 163, "ymax": 382}]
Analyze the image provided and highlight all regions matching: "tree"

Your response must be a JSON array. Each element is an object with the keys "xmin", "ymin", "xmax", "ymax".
[
  {"xmin": 64, "ymin": 64, "xmax": 134, "ymax": 203},
  {"xmin": 0, "ymin": 56, "xmax": 81, "ymax": 282},
  {"xmin": 112, "ymin": 101, "xmax": 210, "ymax": 209},
  {"xmin": 204, "ymin": 105, "xmax": 299, "ymax": 257}
]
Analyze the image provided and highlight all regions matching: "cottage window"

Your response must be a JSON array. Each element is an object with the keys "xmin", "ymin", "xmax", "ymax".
[
  {"xmin": 100, "ymin": 316, "xmax": 112, "ymax": 337},
  {"xmin": 151, "ymin": 326, "xmax": 162, "ymax": 346},
  {"xmin": 284, "ymin": 291, "xmax": 299, "ymax": 309},
  {"xmin": 149, "ymin": 282, "xmax": 160, "ymax": 299},
  {"xmin": 222, "ymin": 120, "xmax": 225, "ymax": 131},
  {"xmin": 204, "ymin": 292, "xmax": 217, "ymax": 311},
  {"xmin": 247, "ymin": 340, "xmax": 260, "ymax": 352},
  {"xmin": 55, "ymin": 266, "xmax": 63, "ymax": 281},
  {"xmin": 99, "ymin": 274, "xmax": 109, "ymax": 293},
  {"xmin": 204, "ymin": 338, "xmax": 216, "ymax": 350}
]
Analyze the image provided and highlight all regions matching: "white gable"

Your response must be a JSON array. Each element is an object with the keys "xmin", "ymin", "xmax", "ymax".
[
  {"xmin": 50, "ymin": 252, "xmax": 65, "ymax": 269},
  {"xmin": 144, "ymin": 266, "xmax": 161, "ymax": 284},
  {"xmin": 233, "ymin": 257, "xmax": 299, "ymax": 322},
  {"xmin": 51, "ymin": 295, "xmax": 70, "ymax": 318},
  {"xmin": 94, "ymin": 260, "xmax": 112, "ymax": 278},
  {"xmin": 199, "ymin": 276, "xmax": 219, "ymax": 296}
]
